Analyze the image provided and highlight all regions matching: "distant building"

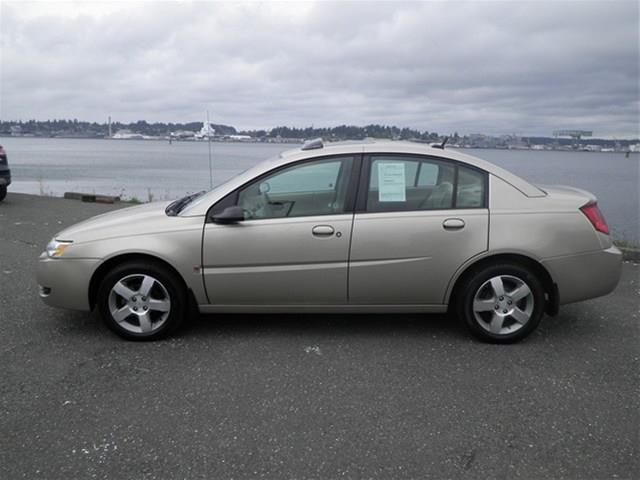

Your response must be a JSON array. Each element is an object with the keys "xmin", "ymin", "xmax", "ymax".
[
  {"xmin": 112, "ymin": 129, "xmax": 144, "ymax": 140},
  {"xmin": 227, "ymin": 134, "xmax": 252, "ymax": 141},
  {"xmin": 582, "ymin": 144, "xmax": 602, "ymax": 152},
  {"xmin": 170, "ymin": 130, "xmax": 196, "ymax": 140},
  {"xmin": 195, "ymin": 121, "xmax": 216, "ymax": 139}
]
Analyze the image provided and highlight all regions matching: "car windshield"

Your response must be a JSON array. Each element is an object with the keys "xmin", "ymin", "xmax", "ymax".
[{"xmin": 177, "ymin": 160, "xmax": 276, "ymax": 215}]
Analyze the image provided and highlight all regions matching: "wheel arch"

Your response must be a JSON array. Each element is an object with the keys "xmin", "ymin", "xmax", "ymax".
[
  {"xmin": 446, "ymin": 253, "xmax": 559, "ymax": 316},
  {"xmin": 88, "ymin": 252, "xmax": 190, "ymax": 311}
]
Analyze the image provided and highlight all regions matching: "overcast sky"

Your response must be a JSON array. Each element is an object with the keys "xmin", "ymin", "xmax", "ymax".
[{"xmin": 1, "ymin": 0, "xmax": 638, "ymax": 137}]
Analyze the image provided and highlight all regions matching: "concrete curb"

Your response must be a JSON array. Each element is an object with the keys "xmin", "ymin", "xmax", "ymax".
[{"xmin": 64, "ymin": 192, "xmax": 120, "ymax": 204}]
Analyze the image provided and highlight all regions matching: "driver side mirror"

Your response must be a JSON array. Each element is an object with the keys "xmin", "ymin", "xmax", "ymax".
[{"xmin": 211, "ymin": 206, "xmax": 245, "ymax": 224}]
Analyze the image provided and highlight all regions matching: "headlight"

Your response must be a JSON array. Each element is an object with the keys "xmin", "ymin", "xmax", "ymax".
[{"xmin": 46, "ymin": 239, "xmax": 73, "ymax": 258}]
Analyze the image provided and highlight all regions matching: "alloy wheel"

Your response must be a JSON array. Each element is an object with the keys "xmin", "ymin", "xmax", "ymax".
[
  {"xmin": 107, "ymin": 274, "xmax": 171, "ymax": 334},
  {"xmin": 472, "ymin": 275, "xmax": 534, "ymax": 335}
]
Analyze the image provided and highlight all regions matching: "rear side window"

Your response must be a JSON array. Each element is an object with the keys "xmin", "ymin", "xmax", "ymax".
[
  {"xmin": 365, "ymin": 155, "xmax": 486, "ymax": 212},
  {"xmin": 456, "ymin": 166, "xmax": 485, "ymax": 208},
  {"xmin": 417, "ymin": 163, "xmax": 439, "ymax": 186}
]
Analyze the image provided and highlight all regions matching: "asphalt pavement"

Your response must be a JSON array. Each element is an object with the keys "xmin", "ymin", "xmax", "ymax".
[{"xmin": 1, "ymin": 192, "xmax": 638, "ymax": 479}]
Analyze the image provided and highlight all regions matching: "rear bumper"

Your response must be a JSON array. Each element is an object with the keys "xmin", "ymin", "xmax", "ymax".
[
  {"xmin": 37, "ymin": 253, "xmax": 100, "ymax": 311},
  {"xmin": 0, "ymin": 168, "xmax": 11, "ymax": 187},
  {"xmin": 542, "ymin": 246, "xmax": 623, "ymax": 305}
]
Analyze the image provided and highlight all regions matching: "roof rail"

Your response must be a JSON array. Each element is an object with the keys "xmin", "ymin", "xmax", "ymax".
[{"xmin": 301, "ymin": 138, "xmax": 324, "ymax": 151}]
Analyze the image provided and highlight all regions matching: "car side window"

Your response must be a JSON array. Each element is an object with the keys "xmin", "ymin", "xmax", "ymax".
[
  {"xmin": 456, "ymin": 165, "xmax": 485, "ymax": 208},
  {"xmin": 367, "ymin": 156, "xmax": 455, "ymax": 212},
  {"xmin": 365, "ymin": 155, "xmax": 486, "ymax": 212},
  {"xmin": 417, "ymin": 162, "xmax": 439, "ymax": 186},
  {"xmin": 236, "ymin": 156, "xmax": 354, "ymax": 220}
]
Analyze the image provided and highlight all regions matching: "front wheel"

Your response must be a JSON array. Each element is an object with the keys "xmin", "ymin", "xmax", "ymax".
[
  {"xmin": 0, "ymin": 185, "xmax": 6, "ymax": 202},
  {"xmin": 97, "ymin": 261, "xmax": 187, "ymax": 341},
  {"xmin": 457, "ymin": 263, "xmax": 545, "ymax": 343}
]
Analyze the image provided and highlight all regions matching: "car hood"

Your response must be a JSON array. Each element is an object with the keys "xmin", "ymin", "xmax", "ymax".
[{"xmin": 55, "ymin": 201, "xmax": 174, "ymax": 243}]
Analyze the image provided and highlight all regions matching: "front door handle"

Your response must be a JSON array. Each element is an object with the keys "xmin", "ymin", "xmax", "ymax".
[
  {"xmin": 312, "ymin": 225, "xmax": 335, "ymax": 237},
  {"xmin": 443, "ymin": 218, "xmax": 465, "ymax": 230}
]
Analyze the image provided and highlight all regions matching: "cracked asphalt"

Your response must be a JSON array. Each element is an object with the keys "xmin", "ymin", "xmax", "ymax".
[{"xmin": 1, "ymin": 192, "xmax": 638, "ymax": 479}]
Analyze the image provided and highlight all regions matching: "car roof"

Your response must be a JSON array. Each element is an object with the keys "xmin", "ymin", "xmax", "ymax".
[
  {"xmin": 181, "ymin": 139, "xmax": 544, "ymax": 216},
  {"xmin": 278, "ymin": 139, "xmax": 542, "ymax": 194}
]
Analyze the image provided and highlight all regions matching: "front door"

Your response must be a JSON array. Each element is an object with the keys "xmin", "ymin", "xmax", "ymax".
[
  {"xmin": 348, "ymin": 154, "xmax": 489, "ymax": 305},
  {"xmin": 202, "ymin": 155, "xmax": 357, "ymax": 305}
]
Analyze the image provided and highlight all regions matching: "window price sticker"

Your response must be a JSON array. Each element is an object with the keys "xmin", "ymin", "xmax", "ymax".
[{"xmin": 378, "ymin": 162, "xmax": 406, "ymax": 202}]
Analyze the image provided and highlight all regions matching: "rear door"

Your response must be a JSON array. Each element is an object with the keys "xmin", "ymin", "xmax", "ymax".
[{"xmin": 348, "ymin": 154, "xmax": 489, "ymax": 305}]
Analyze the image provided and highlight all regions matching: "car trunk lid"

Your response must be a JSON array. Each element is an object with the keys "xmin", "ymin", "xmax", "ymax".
[{"xmin": 536, "ymin": 184, "xmax": 596, "ymax": 204}]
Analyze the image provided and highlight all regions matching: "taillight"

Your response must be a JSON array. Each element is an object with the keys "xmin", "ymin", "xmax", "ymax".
[{"xmin": 580, "ymin": 202, "xmax": 609, "ymax": 234}]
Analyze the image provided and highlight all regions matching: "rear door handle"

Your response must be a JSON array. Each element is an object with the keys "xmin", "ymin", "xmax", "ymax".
[
  {"xmin": 443, "ymin": 218, "xmax": 465, "ymax": 230},
  {"xmin": 312, "ymin": 225, "xmax": 335, "ymax": 237}
]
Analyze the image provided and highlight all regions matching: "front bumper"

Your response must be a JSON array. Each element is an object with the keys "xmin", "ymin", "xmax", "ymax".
[
  {"xmin": 37, "ymin": 253, "xmax": 100, "ymax": 311},
  {"xmin": 0, "ymin": 168, "xmax": 11, "ymax": 187},
  {"xmin": 542, "ymin": 245, "xmax": 623, "ymax": 305}
]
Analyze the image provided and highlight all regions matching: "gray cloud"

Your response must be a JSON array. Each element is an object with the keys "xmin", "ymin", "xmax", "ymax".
[{"xmin": 1, "ymin": 0, "xmax": 638, "ymax": 136}]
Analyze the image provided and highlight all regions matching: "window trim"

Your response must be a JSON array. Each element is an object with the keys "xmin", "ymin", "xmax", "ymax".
[
  {"xmin": 206, "ymin": 154, "xmax": 363, "ymax": 222},
  {"xmin": 356, "ymin": 153, "xmax": 488, "ymax": 213},
  {"xmin": 414, "ymin": 161, "xmax": 422, "ymax": 187}
]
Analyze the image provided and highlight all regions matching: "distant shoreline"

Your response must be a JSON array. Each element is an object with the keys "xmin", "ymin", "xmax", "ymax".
[
  {"xmin": 0, "ymin": 134, "xmax": 303, "ymax": 145},
  {"xmin": 1, "ymin": 135, "xmax": 638, "ymax": 154}
]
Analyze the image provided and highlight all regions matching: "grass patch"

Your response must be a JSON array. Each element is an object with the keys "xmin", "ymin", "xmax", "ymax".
[
  {"xmin": 124, "ymin": 196, "xmax": 144, "ymax": 205},
  {"xmin": 614, "ymin": 238, "xmax": 640, "ymax": 250}
]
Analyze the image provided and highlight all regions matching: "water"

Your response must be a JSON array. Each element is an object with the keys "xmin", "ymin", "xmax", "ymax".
[{"xmin": 2, "ymin": 137, "xmax": 638, "ymax": 242}]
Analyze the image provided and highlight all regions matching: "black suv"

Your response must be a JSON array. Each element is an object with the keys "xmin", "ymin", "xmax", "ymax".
[{"xmin": 0, "ymin": 145, "xmax": 10, "ymax": 201}]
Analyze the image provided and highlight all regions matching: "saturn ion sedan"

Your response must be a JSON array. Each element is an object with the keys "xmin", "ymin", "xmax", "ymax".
[{"xmin": 37, "ymin": 139, "xmax": 622, "ymax": 343}]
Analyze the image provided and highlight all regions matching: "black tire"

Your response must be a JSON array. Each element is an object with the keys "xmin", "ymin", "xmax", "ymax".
[
  {"xmin": 97, "ymin": 261, "xmax": 187, "ymax": 341},
  {"xmin": 456, "ymin": 263, "xmax": 545, "ymax": 344},
  {"xmin": 0, "ymin": 185, "xmax": 6, "ymax": 202}
]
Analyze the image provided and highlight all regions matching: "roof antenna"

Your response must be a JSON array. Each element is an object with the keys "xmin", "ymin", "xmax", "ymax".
[{"xmin": 431, "ymin": 136, "xmax": 449, "ymax": 150}]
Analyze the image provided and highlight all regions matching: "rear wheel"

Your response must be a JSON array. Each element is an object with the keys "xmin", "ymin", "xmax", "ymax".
[
  {"xmin": 97, "ymin": 261, "xmax": 186, "ymax": 340},
  {"xmin": 0, "ymin": 185, "xmax": 6, "ymax": 202},
  {"xmin": 457, "ymin": 263, "xmax": 545, "ymax": 343}
]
